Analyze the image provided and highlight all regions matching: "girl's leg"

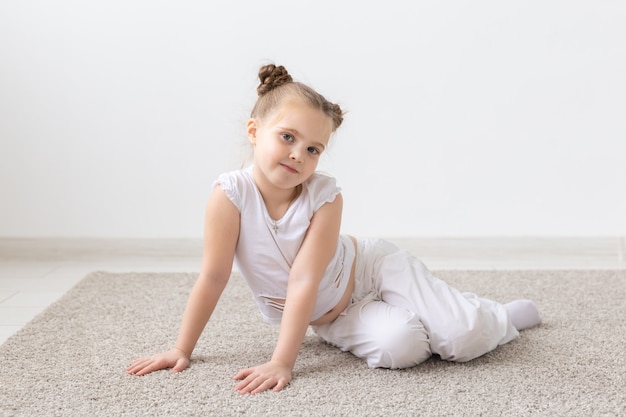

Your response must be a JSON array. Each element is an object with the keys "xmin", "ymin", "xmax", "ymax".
[
  {"xmin": 369, "ymin": 241, "xmax": 521, "ymax": 362},
  {"xmin": 314, "ymin": 239, "xmax": 431, "ymax": 369},
  {"xmin": 313, "ymin": 298, "xmax": 431, "ymax": 369}
]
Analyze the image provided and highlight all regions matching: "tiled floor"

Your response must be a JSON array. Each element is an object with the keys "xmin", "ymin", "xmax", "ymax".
[{"xmin": 1, "ymin": 237, "xmax": 624, "ymax": 345}]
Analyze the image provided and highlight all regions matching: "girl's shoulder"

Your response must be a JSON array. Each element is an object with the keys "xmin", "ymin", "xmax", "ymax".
[
  {"xmin": 215, "ymin": 166, "xmax": 253, "ymax": 185},
  {"xmin": 305, "ymin": 170, "xmax": 338, "ymax": 190},
  {"xmin": 303, "ymin": 171, "xmax": 341, "ymax": 212},
  {"xmin": 213, "ymin": 167, "xmax": 254, "ymax": 210}
]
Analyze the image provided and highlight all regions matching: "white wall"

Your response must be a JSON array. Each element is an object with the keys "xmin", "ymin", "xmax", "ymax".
[{"xmin": 1, "ymin": 1, "xmax": 625, "ymax": 238}]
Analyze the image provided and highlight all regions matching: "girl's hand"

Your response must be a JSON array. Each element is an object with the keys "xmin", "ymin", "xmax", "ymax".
[
  {"xmin": 232, "ymin": 361, "xmax": 292, "ymax": 394},
  {"xmin": 126, "ymin": 348, "xmax": 190, "ymax": 376}
]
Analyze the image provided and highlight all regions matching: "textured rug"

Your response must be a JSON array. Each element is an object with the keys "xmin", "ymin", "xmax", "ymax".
[{"xmin": 1, "ymin": 270, "xmax": 624, "ymax": 417}]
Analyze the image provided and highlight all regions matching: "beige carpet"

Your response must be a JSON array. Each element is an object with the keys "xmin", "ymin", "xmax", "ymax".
[{"xmin": 1, "ymin": 270, "xmax": 624, "ymax": 417}]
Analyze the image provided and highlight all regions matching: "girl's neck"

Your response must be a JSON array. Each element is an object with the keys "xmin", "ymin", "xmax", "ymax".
[
  {"xmin": 262, "ymin": 184, "xmax": 301, "ymax": 221},
  {"xmin": 251, "ymin": 169, "xmax": 302, "ymax": 220}
]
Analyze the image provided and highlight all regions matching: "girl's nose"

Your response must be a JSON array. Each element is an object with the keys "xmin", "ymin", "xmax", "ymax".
[{"xmin": 290, "ymin": 148, "xmax": 303, "ymax": 163}]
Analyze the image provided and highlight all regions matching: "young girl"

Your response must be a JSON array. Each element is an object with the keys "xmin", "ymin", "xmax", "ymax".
[{"xmin": 126, "ymin": 64, "xmax": 541, "ymax": 394}]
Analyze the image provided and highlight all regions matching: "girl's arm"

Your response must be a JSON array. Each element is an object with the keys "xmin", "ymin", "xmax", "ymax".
[
  {"xmin": 126, "ymin": 185, "xmax": 239, "ymax": 376},
  {"xmin": 233, "ymin": 194, "xmax": 343, "ymax": 394}
]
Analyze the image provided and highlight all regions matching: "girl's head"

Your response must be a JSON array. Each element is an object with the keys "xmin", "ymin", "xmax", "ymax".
[
  {"xmin": 250, "ymin": 64, "xmax": 344, "ymax": 132},
  {"xmin": 246, "ymin": 64, "xmax": 344, "ymax": 189}
]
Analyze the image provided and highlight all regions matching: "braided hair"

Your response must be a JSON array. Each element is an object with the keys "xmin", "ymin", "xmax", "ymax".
[{"xmin": 250, "ymin": 64, "xmax": 344, "ymax": 132}]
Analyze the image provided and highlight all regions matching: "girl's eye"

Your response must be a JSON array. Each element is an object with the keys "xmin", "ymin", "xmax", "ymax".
[
  {"xmin": 281, "ymin": 133, "xmax": 294, "ymax": 142},
  {"xmin": 307, "ymin": 146, "xmax": 320, "ymax": 155}
]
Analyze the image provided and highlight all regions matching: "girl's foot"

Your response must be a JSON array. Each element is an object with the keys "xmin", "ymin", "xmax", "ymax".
[{"xmin": 505, "ymin": 299, "xmax": 542, "ymax": 330}]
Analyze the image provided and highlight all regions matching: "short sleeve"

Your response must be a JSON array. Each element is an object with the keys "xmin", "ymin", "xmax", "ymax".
[
  {"xmin": 306, "ymin": 172, "xmax": 341, "ymax": 213},
  {"xmin": 213, "ymin": 171, "xmax": 242, "ymax": 211}
]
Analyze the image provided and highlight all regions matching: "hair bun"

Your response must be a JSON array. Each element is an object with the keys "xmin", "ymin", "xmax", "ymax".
[{"xmin": 257, "ymin": 64, "xmax": 293, "ymax": 96}]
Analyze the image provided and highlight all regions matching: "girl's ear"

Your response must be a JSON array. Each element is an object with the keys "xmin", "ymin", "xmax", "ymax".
[{"xmin": 246, "ymin": 118, "xmax": 258, "ymax": 144}]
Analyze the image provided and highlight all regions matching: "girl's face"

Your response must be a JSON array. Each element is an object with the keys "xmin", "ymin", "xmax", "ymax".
[{"xmin": 247, "ymin": 100, "xmax": 333, "ymax": 193}]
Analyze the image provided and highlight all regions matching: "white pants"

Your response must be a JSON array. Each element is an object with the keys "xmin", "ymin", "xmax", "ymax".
[{"xmin": 312, "ymin": 239, "xmax": 519, "ymax": 369}]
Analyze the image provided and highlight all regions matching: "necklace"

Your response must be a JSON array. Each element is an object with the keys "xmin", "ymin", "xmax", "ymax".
[{"xmin": 269, "ymin": 185, "xmax": 301, "ymax": 234}]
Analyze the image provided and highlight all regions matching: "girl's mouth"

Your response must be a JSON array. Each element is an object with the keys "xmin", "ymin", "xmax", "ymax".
[{"xmin": 280, "ymin": 163, "xmax": 298, "ymax": 174}]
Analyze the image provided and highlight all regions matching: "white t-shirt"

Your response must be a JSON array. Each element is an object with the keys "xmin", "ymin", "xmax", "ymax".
[{"xmin": 214, "ymin": 166, "xmax": 354, "ymax": 324}]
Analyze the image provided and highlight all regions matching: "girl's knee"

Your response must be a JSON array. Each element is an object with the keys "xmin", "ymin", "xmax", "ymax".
[{"xmin": 360, "ymin": 303, "xmax": 431, "ymax": 369}]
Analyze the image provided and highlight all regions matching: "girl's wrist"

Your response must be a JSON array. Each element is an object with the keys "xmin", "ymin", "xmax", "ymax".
[{"xmin": 172, "ymin": 346, "xmax": 190, "ymax": 358}]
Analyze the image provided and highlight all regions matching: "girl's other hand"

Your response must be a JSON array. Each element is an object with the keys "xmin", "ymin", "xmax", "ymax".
[
  {"xmin": 126, "ymin": 348, "xmax": 190, "ymax": 376},
  {"xmin": 232, "ymin": 361, "xmax": 292, "ymax": 394}
]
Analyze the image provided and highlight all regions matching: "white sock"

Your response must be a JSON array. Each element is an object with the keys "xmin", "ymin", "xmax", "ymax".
[{"xmin": 505, "ymin": 299, "xmax": 541, "ymax": 330}]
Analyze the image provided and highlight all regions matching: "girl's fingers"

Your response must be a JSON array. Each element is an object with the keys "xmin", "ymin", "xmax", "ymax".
[
  {"xmin": 251, "ymin": 378, "xmax": 278, "ymax": 395},
  {"xmin": 234, "ymin": 372, "xmax": 258, "ymax": 392},
  {"xmin": 126, "ymin": 358, "xmax": 147, "ymax": 373},
  {"xmin": 237, "ymin": 377, "xmax": 262, "ymax": 394},
  {"xmin": 232, "ymin": 368, "xmax": 252, "ymax": 380},
  {"xmin": 272, "ymin": 379, "xmax": 287, "ymax": 393},
  {"xmin": 236, "ymin": 374, "xmax": 282, "ymax": 395},
  {"xmin": 126, "ymin": 357, "xmax": 158, "ymax": 375}
]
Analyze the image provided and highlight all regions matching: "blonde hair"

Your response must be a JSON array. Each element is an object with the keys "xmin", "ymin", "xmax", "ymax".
[{"xmin": 250, "ymin": 64, "xmax": 344, "ymax": 132}]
